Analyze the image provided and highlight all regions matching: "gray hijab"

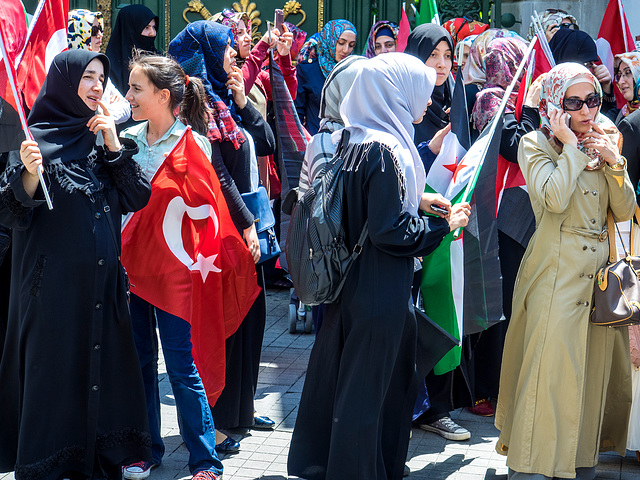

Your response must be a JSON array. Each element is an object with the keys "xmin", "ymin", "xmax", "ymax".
[{"xmin": 318, "ymin": 55, "xmax": 367, "ymax": 131}]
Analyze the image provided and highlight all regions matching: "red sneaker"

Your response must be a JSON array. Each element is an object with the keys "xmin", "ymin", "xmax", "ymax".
[{"xmin": 467, "ymin": 399, "xmax": 495, "ymax": 416}]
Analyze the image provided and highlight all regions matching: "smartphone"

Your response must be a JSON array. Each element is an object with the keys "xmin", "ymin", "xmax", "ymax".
[
  {"xmin": 274, "ymin": 9, "xmax": 284, "ymax": 34},
  {"xmin": 431, "ymin": 204, "xmax": 449, "ymax": 215},
  {"xmin": 547, "ymin": 102, "xmax": 571, "ymax": 128}
]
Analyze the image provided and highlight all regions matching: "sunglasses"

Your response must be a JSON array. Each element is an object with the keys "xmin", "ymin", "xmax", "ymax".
[
  {"xmin": 91, "ymin": 25, "xmax": 103, "ymax": 36},
  {"xmin": 563, "ymin": 94, "xmax": 601, "ymax": 111}
]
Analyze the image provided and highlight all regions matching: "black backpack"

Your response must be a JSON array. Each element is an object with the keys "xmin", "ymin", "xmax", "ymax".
[{"xmin": 285, "ymin": 130, "xmax": 369, "ymax": 306}]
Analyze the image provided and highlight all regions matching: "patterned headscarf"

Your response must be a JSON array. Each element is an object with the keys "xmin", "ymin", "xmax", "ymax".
[
  {"xmin": 168, "ymin": 21, "xmax": 245, "ymax": 150},
  {"xmin": 538, "ymin": 63, "xmax": 619, "ymax": 169},
  {"xmin": 365, "ymin": 20, "xmax": 398, "ymax": 58},
  {"xmin": 442, "ymin": 17, "xmax": 489, "ymax": 46},
  {"xmin": 615, "ymin": 52, "xmax": 640, "ymax": 117},
  {"xmin": 212, "ymin": 9, "xmax": 251, "ymax": 66},
  {"xmin": 317, "ymin": 20, "xmax": 357, "ymax": 78},
  {"xmin": 471, "ymin": 37, "xmax": 528, "ymax": 132},
  {"xmin": 463, "ymin": 28, "xmax": 524, "ymax": 85},
  {"xmin": 527, "ymin": 9, "xmax": 578, "ymax": 42},
  {"xmin": 319, "ymin": 55, "xmax": 367, "ymax": 129},
  {"xmin": 286, "ymin": 22, "xmax": 308, "ymax": 60},
  {"xmin": 297, "ymin": 33, "xmax": 320, "ymax": 64},
  {"xmin": 67, "ymin": 9, "xmax": 103, "ymax": 50}
]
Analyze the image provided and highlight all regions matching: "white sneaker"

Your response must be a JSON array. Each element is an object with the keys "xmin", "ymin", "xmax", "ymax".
[
  {"xmin": 123, "ymin": 461, "xmax": 157, "ymax": 480},
  {"xmin": 419, "ymin": 416, "xmax": 471, "ymax": 441}
]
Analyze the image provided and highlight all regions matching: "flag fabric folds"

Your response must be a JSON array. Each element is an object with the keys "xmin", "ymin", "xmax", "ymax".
[
  {"xmin": 418, "ymin": 0, "xmax": 440, "ymax": 26},
  {"xmin": 16, "ymin": 0, "xmax": 69, "ymax": 109},
  {"xmin": 0, "ymin": 0, "xmax": 27, "ymax": 114},
  {"xmin": 121, "ymin": 128, "xmax": 261, "ymax": 405},
  {"xmin": 422, "ymin": 72, "xmax": 505, "ymax": 373},
  {"xmin": 396, "ymin": 4, "xmax": 411, "ymax": 53}
]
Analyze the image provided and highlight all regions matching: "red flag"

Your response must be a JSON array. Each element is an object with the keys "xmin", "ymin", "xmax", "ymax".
[
  {"xmin": 0, "ymin": 0, "xmax": 27, "ymax": 113},
  {"xmin": 597, "ymin": 0, "xmax": 634, "ymax": 108},
  {"xmin": 16, "ymin": 0, "xmax": 69, "ymax": 109},
  {"xmin": 121, "ymin": 128, "xmax": 261, "ymax": 405},
  {"xmin": 396, "ymin": 5, "xmax": 411, "ymax": 53}
]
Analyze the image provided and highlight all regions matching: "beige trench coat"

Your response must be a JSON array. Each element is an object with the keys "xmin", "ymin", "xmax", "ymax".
[{"xmin": 495, "ymin": 130, "xmax": 635, "ymax": 478}]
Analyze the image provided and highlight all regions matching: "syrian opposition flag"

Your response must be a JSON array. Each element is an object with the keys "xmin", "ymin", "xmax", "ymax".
[
  {"xmin": 597, "ymin": 0, "xmax": 634, "ymax": 108},
  {"xmin": 421, "ymin": 73, "xmax": 504, "ymax": 373},
  {"xmin": 16, "ymin": 0, "xmax": 68, "ymax": 109},
  {"xmin": 121, "ymin": 128, "xmax": 261, "ymax": 405},
  {"xmin": 396, "ymin": 3, "xmax": 411, "ymax": 53}
]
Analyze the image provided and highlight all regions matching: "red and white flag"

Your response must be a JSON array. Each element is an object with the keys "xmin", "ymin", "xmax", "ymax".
[
  {"xmin": 16, "ymin": 0, "xmax": 69, "ymax": 109},
  {"xmin": 597, "ymin": 0, "xmax": 634, "ymax": 108},
  {"xmin": 121, "ymin": 128, "xmax": 261, "ymax": 405},
  {"xmin": 396, "ymin": 3, "xmax": 411, "ymax": 53},
  {"xmin": 0, "ymin": 0, "xmax": 28, "ymax": 113}
]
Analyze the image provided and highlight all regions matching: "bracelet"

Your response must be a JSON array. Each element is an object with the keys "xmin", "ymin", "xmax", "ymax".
[
  {"xmin": 610, "ymin": 156, "xmax": 627, "ymax": 170},
  {"xmin": 603, "ymin": 92, "xmax": 615, "ymax": 103}
]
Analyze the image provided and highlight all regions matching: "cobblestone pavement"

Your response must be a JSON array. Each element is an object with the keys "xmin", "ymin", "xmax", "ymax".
[{"xmin": 2, "ymin": 288, "xmax": 640, "ymax": 479}]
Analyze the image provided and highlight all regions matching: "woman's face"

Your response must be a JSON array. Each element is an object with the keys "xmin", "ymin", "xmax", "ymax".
[
  {"xmin": 425, "ymin": 40, "xmax": 453, "ymax": 86},
  {"xmin": 237, "ymin": 19, "xmax": 252, "ymax": 59},
  {"xmin": 459, "ymin": 44, "xmax": 471, "ymax": 73},
  {"xmin": 90, "ymin": 18, "xmax": 103, "ymax": 52},
  {"xmin": 615, "ymin": 60, "xmax": 635, "ymax": 102},
  {"xmin": 564, "ymin": 82, "xmax": 599, "ymax": 134},
  {"xmin": 141, "ymin": 19, "xmax": 157, "ymax": 37},
  {"xmin": 77, "ymin": 58, "xmax": 104, "ymax": 111},
  {"xmin": 335, "ymin": 30, "xmax": 356, "ymax": 62},
  {"xmin": 223, "ymin": 42, "xmax": 237, "ymax": 74},
  {"xmin": 374, "ymin": 35, "xmax": 396, "ymax": 56},
  {"xmin": 125, "ymin": 66, "xmax": 168, "ymax": 121}
]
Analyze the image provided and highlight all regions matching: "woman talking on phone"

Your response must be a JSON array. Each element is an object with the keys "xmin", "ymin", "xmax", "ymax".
[{"xmin": 495, "ymin": 63, "xmax": 635, "ymax": 480}]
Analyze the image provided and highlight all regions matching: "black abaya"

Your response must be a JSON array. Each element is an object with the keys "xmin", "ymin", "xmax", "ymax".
[{"xmin": 288, "ymin": 143, "xmax": 449, "ymax": 480}]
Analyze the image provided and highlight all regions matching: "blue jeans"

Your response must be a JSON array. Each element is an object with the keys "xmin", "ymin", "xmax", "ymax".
[{"xmin": 129, "ymin": 294, "xmax": 223, "ymax": 475}]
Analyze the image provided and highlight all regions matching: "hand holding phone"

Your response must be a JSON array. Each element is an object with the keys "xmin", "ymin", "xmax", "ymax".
[{"xmin": 547, "ymin": 103, "xmax": 571, "ymax": 128}]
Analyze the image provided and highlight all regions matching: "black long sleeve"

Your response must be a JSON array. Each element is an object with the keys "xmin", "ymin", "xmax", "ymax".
[
  {"xmin": 237, "ymin": 102, "xmax": 275, "ymax": 157},
  {"xmin": 500, "ymin": 107, "xmax": 540, "ymax": 164},
  {"xmin": 618, "ymin": 110, "xmax": 640, "ymax": 196}
]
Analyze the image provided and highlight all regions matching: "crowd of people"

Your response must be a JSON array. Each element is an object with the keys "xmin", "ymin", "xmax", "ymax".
[{"xmin": 0, "ymin": 4, "xmax": 639, "ymax": 480}]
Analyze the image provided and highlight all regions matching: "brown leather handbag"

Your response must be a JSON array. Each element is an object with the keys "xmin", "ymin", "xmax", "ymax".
[{"xmin": 590, "ymin": 207, "xmax": 640, "ymax": 327}]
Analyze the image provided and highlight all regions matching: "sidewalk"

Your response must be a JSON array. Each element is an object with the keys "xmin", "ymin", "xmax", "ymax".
[{"xmin": 2, "ymin": 288, "xmax": 640, "ymax": 479}]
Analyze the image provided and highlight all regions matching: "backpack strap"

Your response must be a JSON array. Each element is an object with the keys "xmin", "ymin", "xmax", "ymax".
[{"xmin": 352, "ymin": 220, "xmax": 369, "ymax": 257}]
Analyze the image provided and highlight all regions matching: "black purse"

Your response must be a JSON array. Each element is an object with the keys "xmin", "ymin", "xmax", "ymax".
[{"xmin": 241, "ymin": 186, "xmax": 281, "ymax": 264}]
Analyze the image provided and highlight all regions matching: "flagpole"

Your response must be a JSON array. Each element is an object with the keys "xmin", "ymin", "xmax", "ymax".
[
  {"xmin": 618, "ymin": 0, "xmax": 629, "ymax": 51},
  {"xmin": 0, "ymin": 28, "xmax": 53, "ymax": 210},
  {"xmin": 453, "ymin": 37, "xmax": 538, "ymax": 237}
]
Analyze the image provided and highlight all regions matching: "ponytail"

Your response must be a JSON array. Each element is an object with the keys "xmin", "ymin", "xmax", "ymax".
[{"xmin": 129, "ymin": 50, "xmax": 211, "ymax": 136}]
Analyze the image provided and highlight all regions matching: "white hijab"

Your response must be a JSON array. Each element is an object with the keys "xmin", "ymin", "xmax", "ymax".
[{"xmin": 339, "ymin": 52, "xmax": 436, "ymax": 214}]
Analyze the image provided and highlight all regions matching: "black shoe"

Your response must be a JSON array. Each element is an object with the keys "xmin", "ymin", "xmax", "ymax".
[
  {"xmin": 215, "ymin": 437, "xmax": 240, "ymax": 454},
  {"xmin": 252, "ymin": 415, "xmax": 275, "ymax": 430}
]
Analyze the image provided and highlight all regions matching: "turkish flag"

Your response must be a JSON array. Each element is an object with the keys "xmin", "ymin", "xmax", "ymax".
[
  {"xmin": 396, "ymin": 6, "xmax": 411, "ymax": 53},
  {"xmin": 597, "ymin": 0, "xmax": 634, "ymax": 108},
  {"xmin": 121, "ymin": 128, "xmax": 261, "ymax": 404},
  {"xmin": 0, "ymin": 0, "xmax": 27, "ymax": 113},
  {"xmin": 16, "ymin": 0, "xmax": 69, "ymax": 109}
]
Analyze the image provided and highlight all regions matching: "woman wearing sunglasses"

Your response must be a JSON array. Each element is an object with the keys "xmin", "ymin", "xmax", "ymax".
[{"xmin": 495, "ymin": 63, "xmax": 635, "ymax": 480}]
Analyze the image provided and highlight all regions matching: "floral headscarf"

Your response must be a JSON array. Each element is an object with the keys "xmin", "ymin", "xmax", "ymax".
[
  {"xmin": 212, "ymin": 9, "xmax": 251, "ymax": 66},
  {"xmin": 463, "ymin": 29, "xmax": 524, "ymax": 85},
  {"xmin": 442, "ymin": 17, "xmax": 489, "ymax": 46},
  {"xmin": 67, "ymin": 9, "xmax": 103, "ymax": 50},
  {"xmin": 527, "ymin": 9, "xmax": 578, "ymax": 42},
  {"xmin": 297, "ymin": 33, "xmax": 320, "ymax": 64},
  {"xmin": 539, "ymin": 63, "xmax": 620, "ymax": 169},
  {"xmin": 472, "ymin": 37, "xmax": 528, "ymax": 132},
  {"xmin": 286, "ymin": 22, "xmax": 308, "ymax": 60},
  {"xmin": 365, "ymin": 20, "xmax": 398, "ymax": 58},
  {"xmin": 615, "ymin": 52, "xmax": 640, "ymax": 117},
  {"xmin": 168, "ymin": 21, "xmax": 246, "ymax": 149},
  {"xmin": 317, "ymin": 20, "xmax": 357, "ymax": 78}
]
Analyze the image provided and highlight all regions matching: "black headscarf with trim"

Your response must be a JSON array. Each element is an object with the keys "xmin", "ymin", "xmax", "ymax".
[
  {"xmin": 405, "ymin": 23, "xmax": 455, "ymax": 144},
  {"xmin": 105, "ymin": 4, "xmax": 158, "ymax": 93},
  {"xmin": 28, "ymin": 49, "xmax": 110, "ymax": 164}
]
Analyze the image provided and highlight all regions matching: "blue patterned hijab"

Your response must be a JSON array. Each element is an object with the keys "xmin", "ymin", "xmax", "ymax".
[
  {"xmin": 168, "ymin": 21, "xmax": 237, "ymax": 117},
  {"xmin": 317, "ymin": 20, "xmax": 357, "ymax": 78}
]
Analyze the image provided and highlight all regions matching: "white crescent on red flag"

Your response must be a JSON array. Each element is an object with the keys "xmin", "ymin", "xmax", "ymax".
[{"xmin": 16, "ymin": 0, "xmax": 69, "ymax": 109}]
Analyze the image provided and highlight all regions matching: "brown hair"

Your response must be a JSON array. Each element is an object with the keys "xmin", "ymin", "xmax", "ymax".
[{"xmin": 129, "ymin": 51, "xmax": 211, "ymax": 136}]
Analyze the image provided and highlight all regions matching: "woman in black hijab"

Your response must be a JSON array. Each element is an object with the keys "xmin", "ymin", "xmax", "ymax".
[
  {"xmin": 0, "ymin": 49, "xmax": 152, "ymax": 480},
  {"xmin": 105, "ymin": 4, "xmax": 159, "ymax": 94},
  {"xmin": 405, "ymin": 23, "xmax": 455, "ymax": 146},
  {"xmin": 404, "ymin": 23, "xmax": 474, "ymax": 443},
  {"xmin": 550, "ymin": 28, "xmax": 618, "ymax": 120}
]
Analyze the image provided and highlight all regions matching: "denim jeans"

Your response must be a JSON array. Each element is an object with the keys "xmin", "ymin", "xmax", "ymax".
[{"xmin": 129, "ymin": 294, "xmax": 223, "ymax": 475}]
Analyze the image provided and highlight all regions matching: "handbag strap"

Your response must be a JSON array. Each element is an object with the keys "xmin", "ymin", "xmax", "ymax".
[{"xmin": 606, "ymin": 206, "xmax": 640, "ymax": 262}]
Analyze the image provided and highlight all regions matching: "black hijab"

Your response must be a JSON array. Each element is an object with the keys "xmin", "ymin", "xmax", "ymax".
[
  {"xmin": 105, "ymin": 5, "xmax": 158, "ymax": 93},
  {"xmin": 405, "ymin": 23, "xmax": 455, "ymax": 144},
  {"xmin": 549, "ymin": 28, "xmax": 599, "ymax": 65},
  {"xmin": 28, "ymin": 49, "xmax": 110, "ymax": 164}
]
